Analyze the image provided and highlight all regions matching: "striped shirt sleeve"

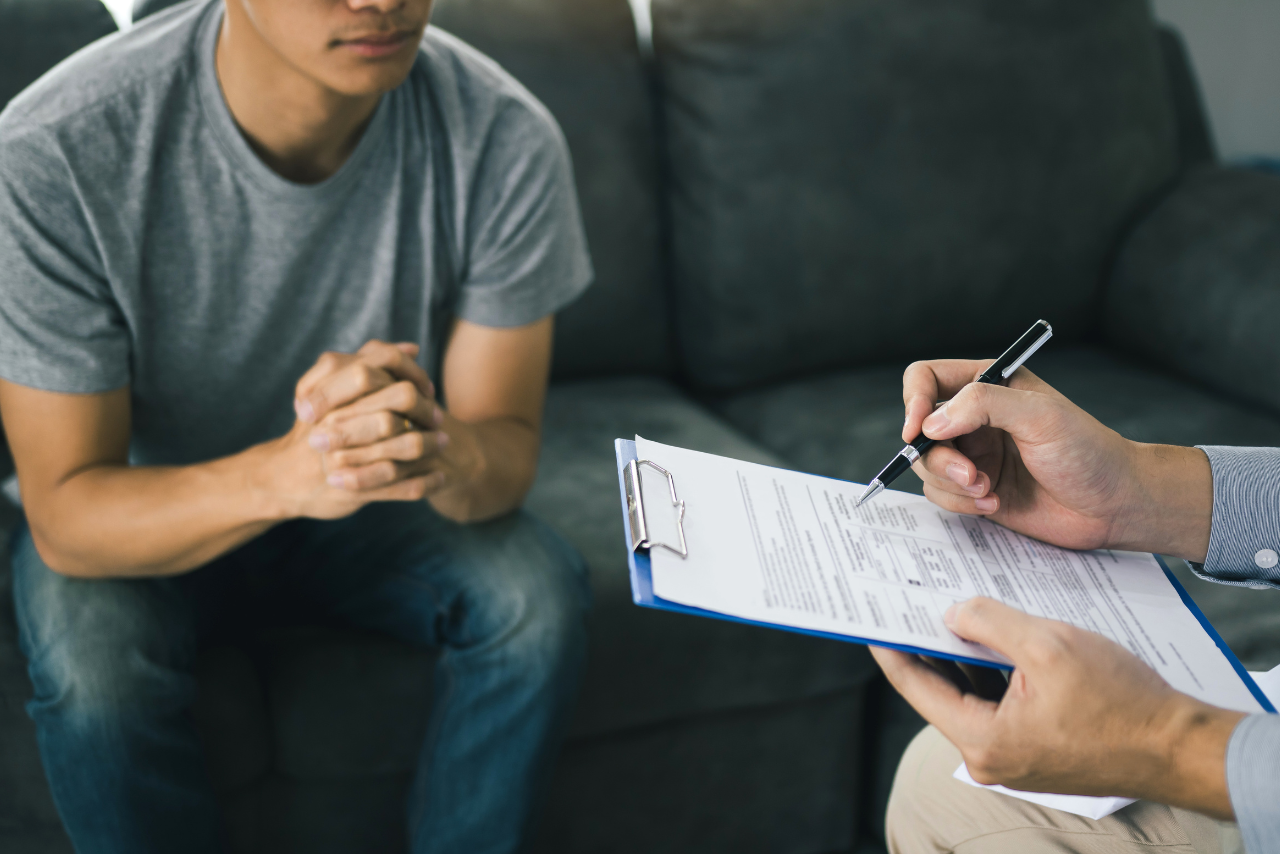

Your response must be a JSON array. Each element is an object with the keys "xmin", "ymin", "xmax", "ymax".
[
  {"xmin": 1227, "ymin": 714, "xmax": 1280, "ymax": 853},
  {"xmin": 1187, "ymin": 447, "xmax": 1280, "ymax": 589},
  {"xmin": 1191, "ymin": 446, "xmax": 1280, "ymax": 848}
]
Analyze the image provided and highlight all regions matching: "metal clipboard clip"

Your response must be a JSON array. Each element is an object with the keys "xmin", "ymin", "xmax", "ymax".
[{"xmin": 624, "ymin": 459, "xmax": 688, "ymax": 558}]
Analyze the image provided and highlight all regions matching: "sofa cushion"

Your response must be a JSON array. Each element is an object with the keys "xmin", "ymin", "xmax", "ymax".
[
  {"xmin": 0, "ymin": 0, "xmax": 117, "ymax": 110},
  {"xmin": 529, "ymin": 378, "xmax": 878, "ymax": 738},
  {"xmin": 713, "ymin": 344, "xmax": 1280, "ymax": 669},
  {"xmin": 530, "ymin": 688, "xmax": 865, "ymax": 854},
  {"xmin": 1107, "ymin": 167, "xmax": 1280, "ymax": 419},
  {"xmin": 261, "ymin": 627, "xmax": 435, "ymax": 781},
  {"xmin": 715, "ymin": 344, "xmax": 1280, "ymax": 495},
  {"xmin": 652, "ymin": 0, "xmax": 1179, "ymax": 390},
  {"xmin": 426, "ymin": 0, "xmax": 673, "ymax": 380}
]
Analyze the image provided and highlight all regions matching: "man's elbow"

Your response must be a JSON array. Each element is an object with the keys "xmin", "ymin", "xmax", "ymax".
[{"xmin": 27, "ymin": 529, "xmax": 98, "ymax": 578}]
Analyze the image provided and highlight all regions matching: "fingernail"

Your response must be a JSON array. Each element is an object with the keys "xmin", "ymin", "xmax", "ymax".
[
  {"xmin": 437, "ymin": 431, "xmax": 449, "ymax": 447},
  {"xmin": 327, "ymin": 474, "xmax": 346, "ymax": 489},
  {"xmin": 295, "ymin": 398, "xmax": 315, "ymax": 423},
  {"xmin": 922, "ymin": 404, "xmax": 949, "ymax": 434},
  {"xmin": 432, "ymin": 407, "xmax": 444, "ymax": 426},
  {"xmin": 945, "ymin": 463, "xmax": 968, "ymax": 486},
  {"xmin": 309, "ymin": 432, "xmax": 330, "ymax": 451},
  {"xmin": 975, "ymin": 496, "xmax": 998, "ymax": 513},
  {"xmin": 943, "ymin": 603, "xmax": 958, "ymax": 628}
]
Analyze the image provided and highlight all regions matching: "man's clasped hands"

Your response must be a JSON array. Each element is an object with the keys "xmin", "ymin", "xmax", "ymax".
[{"xmin": 266, "ymin": 339, "xmax": 480, "ymax": 520}]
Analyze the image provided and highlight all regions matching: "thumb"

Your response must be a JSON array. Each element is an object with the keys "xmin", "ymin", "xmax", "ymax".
[
  {"xmin": 921, "ymin": 382, "xmax": 1063, "ymax": 445},
  {"xmin": 943, "ymin": 597, "xmax": 1052, "ymax": 666}
]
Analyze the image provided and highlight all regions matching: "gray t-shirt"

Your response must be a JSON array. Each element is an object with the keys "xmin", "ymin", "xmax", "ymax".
[{"xmin": 0, "ymin": 0, "xmax": 592, "ymax": 467}]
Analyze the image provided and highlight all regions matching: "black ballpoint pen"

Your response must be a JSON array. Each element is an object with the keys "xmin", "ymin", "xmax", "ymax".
[{"xmin": 855, "ymin": 319, "xmax": 1054, "ymax": 507}]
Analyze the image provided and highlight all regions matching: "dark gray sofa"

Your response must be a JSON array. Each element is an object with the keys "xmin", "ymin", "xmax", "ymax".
[{"xmin": 3, "ymin": 0, "xmax": 1280, "ymax": 852}]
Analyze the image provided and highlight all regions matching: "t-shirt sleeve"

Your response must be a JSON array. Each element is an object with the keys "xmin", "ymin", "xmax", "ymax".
[
  {"xmin": 452, "ymin": 97, "xmax": 593, "ymax": 328},
  {"xmin": 0, "ymin": 128, "xmax": 130, "ymax": 393}
]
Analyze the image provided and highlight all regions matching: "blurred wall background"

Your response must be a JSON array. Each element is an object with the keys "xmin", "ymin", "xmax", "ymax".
[
  {"xmin": 1153, "ymin": 0, "xmax": 1280, "ymax": 163},
  {"xmin": 97, "ymin": 0, "xmax": 1279, "ymax": 162}
]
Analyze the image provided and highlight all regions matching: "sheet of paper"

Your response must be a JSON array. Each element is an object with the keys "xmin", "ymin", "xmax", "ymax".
[
  {"xmin": 952, "ymin": 668, "xmax": 1280, "ymax": 819},
  {"xmin": 951, "ymin": 765, "xmax": 1137, "ymax": 820},
  {"xmin": 635, "ymin": 436, "xmax": 1265, "ymax": 715}
]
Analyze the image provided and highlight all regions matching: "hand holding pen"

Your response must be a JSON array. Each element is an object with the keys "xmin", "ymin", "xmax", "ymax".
[
  {"xmin": 862, "ymin": 329, "xmax": 1215, "ymax": 559},
  {"xmin": 858, "ymin": 321, "xmax": 1053, "ymax": 507}
]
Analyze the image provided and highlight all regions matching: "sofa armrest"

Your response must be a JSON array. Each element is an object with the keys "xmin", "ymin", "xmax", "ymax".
[{"xmin": 1106, "ymin": 167, "xmax": 1280, "ymax": 416}]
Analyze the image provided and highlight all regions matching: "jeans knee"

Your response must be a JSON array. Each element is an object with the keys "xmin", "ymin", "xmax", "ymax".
[
  {"xmin": 457, "ymin": 513, "xmax": 590, "ymax": 670},
  {"xmin": 11, "ymin": 527, "xmax": 196, "ymax": 727}
]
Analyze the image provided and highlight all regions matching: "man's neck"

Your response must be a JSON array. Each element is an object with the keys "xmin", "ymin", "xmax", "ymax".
[{"xmin": 215, "ymin": 9, "xmax": 380, "ymax": 184}]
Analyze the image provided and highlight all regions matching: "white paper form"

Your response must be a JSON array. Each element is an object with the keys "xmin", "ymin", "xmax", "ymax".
[{"xmin": 635, "ymin": 436, "xmax": 1266, "ymax": 715}]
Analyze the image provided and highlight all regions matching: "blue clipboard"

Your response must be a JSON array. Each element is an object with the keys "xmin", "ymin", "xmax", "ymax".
[{"xmin": 615, "ymin": 438, "xmax": 1276, "ymax": 712}]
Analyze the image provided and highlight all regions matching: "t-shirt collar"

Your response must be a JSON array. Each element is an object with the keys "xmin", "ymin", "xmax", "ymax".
[{"xmin": 195, "ymin": 0, "xmax": 390, "ymax": 203}]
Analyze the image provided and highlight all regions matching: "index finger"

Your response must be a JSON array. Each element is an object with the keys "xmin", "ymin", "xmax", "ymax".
[
  {"xmin": 902, "ymin": 360, "xmax": 992, "ymax": 442},
  {"xmin": 944, "ymin": 597, "xmax": 1068, "ymax": 670},
  {"xmin": 870, "ymin": 645, "xmax": 997, "ymax": 747},
  {"xmin": 296, "ymin": 341, "xmax": 432, "ymax": 402},
  {"xmin": 355, "ymin": 340, "xmax": 433, "ymax": 400}
]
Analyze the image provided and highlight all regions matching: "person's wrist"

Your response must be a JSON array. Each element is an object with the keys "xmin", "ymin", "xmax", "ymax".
[
  {"xmin": 1139, "ymin": 694, "xmax": 1242, "ymax": 818},
  {"xmin": 1122, "ymin": 444, "xmax": 1212, "ymax": 562},
  {"xmin": 240, "ymin": 438, "xmax": 303, "ymax": 522}
]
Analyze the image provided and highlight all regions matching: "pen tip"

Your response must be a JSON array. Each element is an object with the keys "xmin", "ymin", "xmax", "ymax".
[{"xmin": 856, "ymin": 480, "xmax": 883, "ymax": 507}]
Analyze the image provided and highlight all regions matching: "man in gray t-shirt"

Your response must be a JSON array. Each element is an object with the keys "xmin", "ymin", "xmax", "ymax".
[{"xmin": 0, "ymin": 0, "xmax": 592, "ymax": 850}]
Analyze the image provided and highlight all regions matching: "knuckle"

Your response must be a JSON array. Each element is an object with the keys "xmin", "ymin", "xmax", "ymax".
[
  {"xmin": 406, "ymin": 478, "xmax": 428, "ymax": 500},
  {"xmin": 353, "ymin": 365, "xmax": 378, "ymax": 393},
  {"xmin": 1026, "ymin": 633, "xmax": 1067, "ymax": 667},
  {"xmin": 376, "ymin": 412, "xmax": 398, "ymax": 437},
  {"xmin": 317, "ymin": 351, "xmax": 342, "ymax": 370},
  {"xmin": 405, "ymin": 431, "xmax": 427, "ymax": 457},
  {"xmin": 392, "ymin": 380, "xmax": 417, "ymax": 409},
  {"xmin": 966, "ymin": 746, "xmax": 998, "ymax": 782}
]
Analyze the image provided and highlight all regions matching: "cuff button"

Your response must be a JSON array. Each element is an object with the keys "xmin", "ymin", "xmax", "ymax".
[{"xmin": 1254, "ymin": 548, "xmax": 1278, "ymax": 569}]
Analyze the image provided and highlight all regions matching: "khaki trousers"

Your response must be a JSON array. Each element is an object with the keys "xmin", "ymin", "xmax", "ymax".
[{"xmin": 887, "ymin": 726, "xmax": 1244, "ymax": 854}]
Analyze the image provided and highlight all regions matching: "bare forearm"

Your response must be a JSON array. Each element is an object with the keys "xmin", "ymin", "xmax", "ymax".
[
  {"xmin": 1118, "ymin": 444, "xmax": 1213, "ymax": 562},
  {"xmin": 1138, "ymin": 698, "xmax": 1243, "ymax": 820},
  {"xmin": 428, "ymin": 417, "xmax": 539, "ymax": 523},
  {"xmin": 28, "ymin": 444, "xmax": 282, "ymax": 578}
]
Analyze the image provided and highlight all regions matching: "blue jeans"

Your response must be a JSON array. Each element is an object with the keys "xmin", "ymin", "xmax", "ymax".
[{"xmin": 11, "ymin": 502, "xmax": 590, "ymax": 854}]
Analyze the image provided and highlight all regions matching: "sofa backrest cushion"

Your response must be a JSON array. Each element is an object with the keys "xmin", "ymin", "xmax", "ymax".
[
  {"xmin": 1107, "ymin": 167, "xmax": 1280, "ymax": 418},
  {"xmin": 653, "ymin": 0, "xmax": 1180, "ymax": 390},
  {"xmin": 433, "ymin": 0, "xmax": 670, "ymax": 379},
  {"xmin": 1, "ymin": 0, "xmax": 117, "ymax": 110}
]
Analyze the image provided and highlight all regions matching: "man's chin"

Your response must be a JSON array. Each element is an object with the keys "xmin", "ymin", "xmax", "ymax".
[{"xmin": 320, "ymin": 57, "xmax": 418, "ymax": 98}]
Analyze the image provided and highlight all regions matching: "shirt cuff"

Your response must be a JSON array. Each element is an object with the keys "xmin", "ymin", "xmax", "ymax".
[
  {"xmin": 1227, "ymin": 713, "xmax": 1280, "ymax": 853},
  {"xmin": 1197, "ymin": 446, "xmax": 1280, "ymax": 586}
]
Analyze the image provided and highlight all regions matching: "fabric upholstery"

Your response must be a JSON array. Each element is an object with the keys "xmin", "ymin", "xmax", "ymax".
[
  {"xmin": 431, "ymin": 0, "xmax": 670, "ymax": 379},
  {"xmin": 132, "ymin": 0, "xmax": 175, "ymax": 19},
  {"xmin": 652, "ymin": 0, "xmax": 1179, "ymax": 390},
  {"xmin": 0, "ymin": 0, "xmax": 116, "ymax": 110},
  {"xmin": 715, "ymin": 344, "xmax": 1280, "ymax": 496},
  {"xmin": 529, "ymin": 688, "xmax": 865, "ymax": 854},
  {"xmin": 1107, "ymin": 167, "xmax": 1280, "ymax": 419},
  {"xmin": 527, "ymin": 378, "xmax": 880, "ymax": 737}
]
